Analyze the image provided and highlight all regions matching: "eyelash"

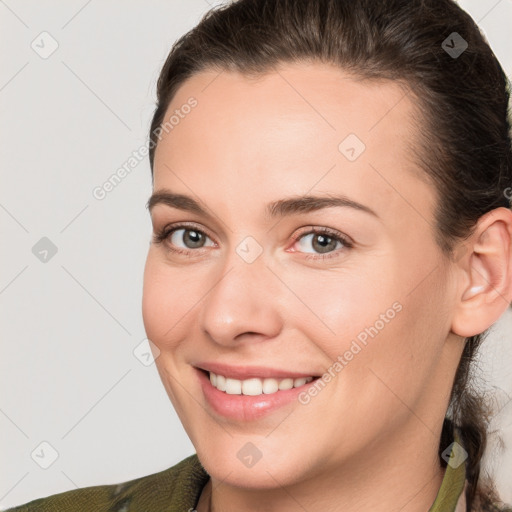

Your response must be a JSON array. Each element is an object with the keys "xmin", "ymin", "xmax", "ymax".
[{"xmin": 152, "ymin": 222, "xmax": 354, "ymax": 261}]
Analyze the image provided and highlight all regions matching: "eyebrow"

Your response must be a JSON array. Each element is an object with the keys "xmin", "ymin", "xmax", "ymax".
[{"xmin": 146, "ymin": 189, "xmax": 379, "ymax": 220}]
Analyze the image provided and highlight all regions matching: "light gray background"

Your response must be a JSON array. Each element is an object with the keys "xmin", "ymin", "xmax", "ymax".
[{"xmin": 1, "ymin": 0, "xmax": 511, "ymax": 509}]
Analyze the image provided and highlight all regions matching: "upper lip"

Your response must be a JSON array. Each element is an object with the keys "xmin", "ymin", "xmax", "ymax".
[{"xmin": 195, "ymin": 362, "xmax": 320, "ymax": 380}]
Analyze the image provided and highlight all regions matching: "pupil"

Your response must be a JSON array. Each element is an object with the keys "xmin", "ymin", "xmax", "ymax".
[
  {"xmin": 185, "ymin": 230, "xmax": 203, "ymax": 248},
  {"xmin": 313, "ymin": 234, "xmax": 335, "ymax": 254}
]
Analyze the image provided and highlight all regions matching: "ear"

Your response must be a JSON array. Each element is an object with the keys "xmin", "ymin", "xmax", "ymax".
[{"xmin": 451, "ymin": 207, "xmax": 512, "ymax": 338}]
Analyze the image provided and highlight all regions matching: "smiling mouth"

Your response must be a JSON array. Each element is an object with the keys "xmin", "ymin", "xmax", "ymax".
[{"xmin": 205, "ymin": 370, "xmax": 317, "ymax": 396}]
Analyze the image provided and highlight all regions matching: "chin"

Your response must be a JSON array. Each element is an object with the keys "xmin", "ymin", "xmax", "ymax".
[{"xmin": 192, "ymin": 435, "xmax": 319, "ymax": 490}]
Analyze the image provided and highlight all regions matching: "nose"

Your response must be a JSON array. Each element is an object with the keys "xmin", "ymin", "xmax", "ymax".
[{"xmin": 199, "ymin": 249, "xmax": 283, "ymax": 347}]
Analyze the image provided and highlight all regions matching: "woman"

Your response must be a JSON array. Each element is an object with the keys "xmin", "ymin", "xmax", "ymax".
[{"xmin": 7, "ymin": 0, "xmax": 512, "ymax": 510}]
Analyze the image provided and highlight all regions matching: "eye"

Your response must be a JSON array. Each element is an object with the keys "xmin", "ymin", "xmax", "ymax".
[
  {"xmin": 290, "ymin": 227, "xmax": 353, "ymax": 260},
  {"xmin": 152, "ymin": 223, "xmax": 215, "ymax": 256},
  {"xmin": 152, "ymin": 223, "xmax": 353, "ymax": 261}
]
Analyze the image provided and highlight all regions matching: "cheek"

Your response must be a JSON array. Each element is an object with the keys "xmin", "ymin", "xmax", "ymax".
[
  {"xmin": 141, "ymin": 252, "xmax": 194, "ymax": 350},
  {"xmin": 283, "ymin": 252, "xmax": 444, "ymax": 399},
  {"xmin": 281, "ymin": 263, "xmax": 398, "ymax": 360},
  {"xmin": 331, "ymin": 258, "xmax": 451, "ymax": 419}
]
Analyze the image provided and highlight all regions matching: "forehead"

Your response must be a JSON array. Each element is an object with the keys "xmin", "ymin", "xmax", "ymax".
[{"xmin": 152, "ymin": 62, "xmax": 435, "ymax": 227}]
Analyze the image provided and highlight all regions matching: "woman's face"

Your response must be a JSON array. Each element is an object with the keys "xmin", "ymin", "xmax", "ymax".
[{"xmin": 142, "ymin": 62, "xmax": 464, "ymax": 488}]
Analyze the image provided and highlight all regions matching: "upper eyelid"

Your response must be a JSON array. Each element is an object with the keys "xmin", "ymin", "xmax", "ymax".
[
  {"xmin": 164, "ymin": 222, "xmax": 217, "ymax": 243},
  {"xmin": 159, "ymin": 222, "xmax": 346, "ymax": 237}
]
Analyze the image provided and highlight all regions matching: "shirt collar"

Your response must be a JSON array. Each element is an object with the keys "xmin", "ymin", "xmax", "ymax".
[{"xmin": 429, "ymin": 428, "xmax": 467, "ymax": 512}]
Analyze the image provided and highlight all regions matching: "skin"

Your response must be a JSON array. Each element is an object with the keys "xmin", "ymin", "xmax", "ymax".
[{"xmin": 142, "ymin": 62, "xmax": 512, "ymax": 512}]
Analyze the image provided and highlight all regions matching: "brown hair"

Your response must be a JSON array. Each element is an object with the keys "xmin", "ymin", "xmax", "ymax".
[{"xmin": 147, "ymin": 1, "xmax": 512, "ymax": 510}]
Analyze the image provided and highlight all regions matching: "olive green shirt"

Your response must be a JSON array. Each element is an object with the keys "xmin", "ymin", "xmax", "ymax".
[{"xmin": 5, "ymin": 441, "xmax": 466, "ymax": 511}]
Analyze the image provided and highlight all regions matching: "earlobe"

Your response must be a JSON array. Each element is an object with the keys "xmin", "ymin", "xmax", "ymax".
[{"xmin": 451, "ymin": 207, "xmax": 512, "ymax": 338}]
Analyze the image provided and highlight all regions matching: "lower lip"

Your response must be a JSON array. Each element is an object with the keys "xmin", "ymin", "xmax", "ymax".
[{"xmin": 196, "ymin": 369, "xmax": 317, "ymax": 421}]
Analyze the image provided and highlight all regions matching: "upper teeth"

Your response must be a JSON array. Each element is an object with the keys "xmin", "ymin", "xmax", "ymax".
[{"xmin": 209, "ymin": 372, "xmax": 314, "ymax": 395}]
